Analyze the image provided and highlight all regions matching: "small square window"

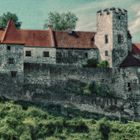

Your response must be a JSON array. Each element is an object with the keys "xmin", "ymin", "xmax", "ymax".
[
  {"xmin": 7, "ymin": 46, "xmax": 11, "ymax": 50},
  {"xmin": 43, "ymin": 51, "xmax": 49, "ymax": 57},
  {"xmin": 105, "ymin": 51, "xmax": 108, "ymax": 56},
  {"xmin": 128, "ymin": 87, "xmax": 131, "ymax": 92},
  {"xmin": 128, "ymin": 83, "xmax": 131, "ymax": 87},
  {"xmin": 8, "ymin": 58, "xmax": 14, "ymax": 64},
  {"xmin": 26, "ymin": 51, "xmax": 31, "ymax": 57},
  {"xmin": 11, "ymin": 71, "xmax": 17, "ymax": 78},
  {"xmin": 118, "ymin": 15, "xmax": 121, "ymax": 20}
]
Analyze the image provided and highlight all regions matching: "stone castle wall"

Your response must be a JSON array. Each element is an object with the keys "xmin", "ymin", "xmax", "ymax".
[
  {"xmin": 23, "ymin": 64, "xmax": 140, "ymax": 120},
  {"xmin": 24, "ymin": 46, "xmax": 56, "ymax": 64},
  {"xmin": 0, "ymin": 64, "xmax": 139, "ymax": 120}
]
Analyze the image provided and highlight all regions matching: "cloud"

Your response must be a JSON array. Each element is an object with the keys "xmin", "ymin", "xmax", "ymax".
[
  {"xmin": 129, "ymin": 17, "xmax": 140, "ymax": 34},
  {"xmin": 72, "ymin": 0, "xmax": 140, "ymax": 42},
  {"xmin": 129, "ymin": 7, "xmax": 140, "ymax": 35}
]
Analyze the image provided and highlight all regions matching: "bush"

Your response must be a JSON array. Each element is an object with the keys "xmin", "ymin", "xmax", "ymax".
[
  {"xmin": 65, "ymin": 119, "xmax": 89, "ymax": 133},
  {"xmin": 97, "ymin": 61, "xmax": 109, "ymax": 68},
  {"xmin": 83, "ymin": 82, "xmax": 113, "ymax": 97}
]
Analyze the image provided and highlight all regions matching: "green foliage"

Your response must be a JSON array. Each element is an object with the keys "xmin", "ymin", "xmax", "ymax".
[
  {"xmin": 97, "ymin": 60, "xmax": 109, "ymax": 68},
  {"xmin": 0, "ymin": 101, "xmax": 139, "ymax": 140},
  {"xmin": 0, "ymin": 12, "xmax": 21, "ymax": 28},
  {"xmin": 65, "ymin": 118, "xmax": 89, "ymax": 133},
  {"xmin": 84, "ymin": 59, "xmax": 109, "ymax": 68},
  {"xmin": 83, "ymin": 82, "xmax": 114, "ymax": 97},
  {"xmin": 44, "ymin": 12, "xmax": 78, "ymax": 30}
]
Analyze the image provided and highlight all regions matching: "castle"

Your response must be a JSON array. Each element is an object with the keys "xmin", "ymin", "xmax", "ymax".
[{"xmin": 0, "ymin": 8, "xmax": 139, "ymax": 120}]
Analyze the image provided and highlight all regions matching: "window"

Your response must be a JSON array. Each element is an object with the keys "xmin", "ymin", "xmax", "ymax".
[
  {"xmin": 26, "ymin": 51, "xmax": 31, "ymax": 57},
  {"xmin": 118, "ymin": 34, "xmax": 124, "ymax": 44},
  {"xmin": 8, "ymin": 58, "xmax": 14, "ymax": 64},
  {"xmin": 105, "ymin": 35, "xmax": 109, "ymax": 44},
  {"xmin": 105, "ymin": 50, "xmax": 108, "ymax": 56},
  {"xmin": 43, "ymin": 51, "xmax": 49, "ymax": 57},
  {"xmin": 85, "ymin": 52, "xmax": 88, "ymax": 58},
  {"xmin": 127, "ymin": 83, "xmax": 131, "ymax": 92},
  {"xmin": 11, "ymin": 71, "xmax": 17, "ymax": 78},
  {"xmin": 118, "ymin": 15, "xmax": 121, "ymax": 20},
  {"xmin": 128, "ymin": 83, "xmax": 131, "ymax": 87},
  {"xmin": 7, "ymin": 46, "xmax": 11, "ymax": 50}
]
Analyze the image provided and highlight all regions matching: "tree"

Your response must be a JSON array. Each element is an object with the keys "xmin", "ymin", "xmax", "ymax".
[
  {"xmin": 44, "ymin": 12, "xmax": 78, "ymax": 31},
  {"xmin": 0, "ymin": 12, "xmax": 21, "ymax": 29}
]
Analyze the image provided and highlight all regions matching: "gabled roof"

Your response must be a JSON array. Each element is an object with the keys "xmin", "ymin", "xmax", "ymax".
[
  {"xmin": 1, "ymin": 20, "xmax": 24, "ymax": 44},
  {"xmin": 120, "ymin": 53, "xmax": 140, "ymax": 67},
  {"xmin": 132, "ymin": 44, "xmax": 140, "ymax": 55}
]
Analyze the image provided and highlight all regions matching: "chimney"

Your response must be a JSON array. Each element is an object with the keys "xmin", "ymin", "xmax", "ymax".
[{"xmin": 48, "ymin": 24, "xmax": 53, "ymax": 30}]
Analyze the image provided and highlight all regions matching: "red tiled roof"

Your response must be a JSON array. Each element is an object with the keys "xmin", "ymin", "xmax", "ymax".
[
  {"xmin": 54, "ymin": 31, "xmax": 96, "ymax": 49},
  {"xmin": 19, "ymin": 29, "xmax": 52, "ymax": 47},
  {"xmin": 1, "ymin": 20, "xmax": 24, "ymax": 44},
  {"xmin": 1, "ymin": 20, "xmax": 52, "ymax": 47},
  {"xmin": 120, "ymin": 53, "xmax": 140, "ymax": 67},
  {"xmin": 0, "ymin": 20, "xmax": 96, "ymax": 49},
  {"xmin": 132, "ymin": 44, "xmax": 140, "ymax": 55}
]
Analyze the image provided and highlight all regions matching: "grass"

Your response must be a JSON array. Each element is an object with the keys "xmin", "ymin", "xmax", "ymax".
[{"xmin": 0, "ymin": 100, "xmax": 139, "ymax": 140}]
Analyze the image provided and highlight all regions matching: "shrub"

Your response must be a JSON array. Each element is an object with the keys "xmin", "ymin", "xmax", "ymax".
[
  {"xmin": 66, "ymin": 119, "xmax": 89, "ymax": 133},
  {"xmin": 97, "ymin": 60, "xmax": 109, "ymax": 68}
]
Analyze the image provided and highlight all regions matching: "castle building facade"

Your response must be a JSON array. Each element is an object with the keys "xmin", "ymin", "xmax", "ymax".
[{"xmin": 0, "ymin": 8, "xmax": 139, "ymax": 78}]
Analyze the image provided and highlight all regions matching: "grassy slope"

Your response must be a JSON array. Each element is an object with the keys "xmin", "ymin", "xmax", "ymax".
[{"xmin": 0, "ymin": 101, "xmax": 139, "ymax": 140}]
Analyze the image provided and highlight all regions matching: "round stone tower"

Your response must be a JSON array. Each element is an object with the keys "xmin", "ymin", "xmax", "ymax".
[{"xmin": 95, "ymin": 8, "xmax": 130, "ymax": 67}]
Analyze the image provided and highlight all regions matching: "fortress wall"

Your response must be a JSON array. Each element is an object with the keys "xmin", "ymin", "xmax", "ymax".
[
  {"xmin": 22, "ymin": 64, "xmax": 140, "ymax": 120},
  {"xmin": 23, "ymin": 64, "xmax": 140, "ymax": 98},
  {"xmin": 0, "ymin": 64, "xmax": 139, "ymax": 120}
]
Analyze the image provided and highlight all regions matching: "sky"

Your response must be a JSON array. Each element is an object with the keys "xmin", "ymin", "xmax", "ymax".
[{"xmin": 0, "ymin": 0, "xmax": 140, "ymax": 42}]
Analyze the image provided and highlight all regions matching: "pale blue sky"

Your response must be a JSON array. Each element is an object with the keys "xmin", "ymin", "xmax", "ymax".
[{"xmin": 0, "ymin": 0, "xmax": 140, "ymax": 42}]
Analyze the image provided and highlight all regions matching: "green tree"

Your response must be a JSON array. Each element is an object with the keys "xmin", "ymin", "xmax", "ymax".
[
  {"xmin": 0, "ymin": 12, "xmax": 21, "ymax": 29},
  {"xmin": 97, "ymin": 60, "xmax": 109, "ymax": 68},
  {"xmin": 44, "ymin": 12, "xmax": 78, "ymax": 30}
]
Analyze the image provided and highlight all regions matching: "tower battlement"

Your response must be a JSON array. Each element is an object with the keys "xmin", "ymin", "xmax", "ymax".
[{"xmin": 97, "ymin": 8, "xmax": 127, "ymax": 15}]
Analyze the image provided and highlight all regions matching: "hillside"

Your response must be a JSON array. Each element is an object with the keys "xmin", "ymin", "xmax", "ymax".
[{"xmin": 0, "ymin": 100, "xmax": 139, "ymax": 140}]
